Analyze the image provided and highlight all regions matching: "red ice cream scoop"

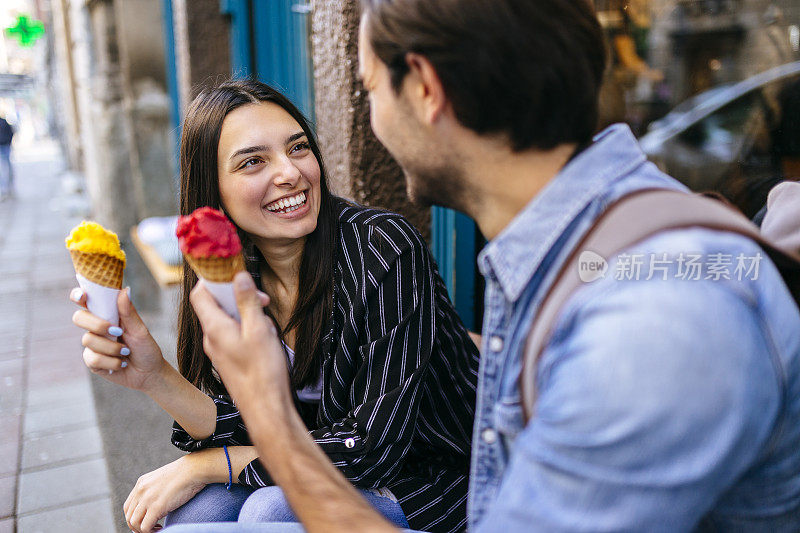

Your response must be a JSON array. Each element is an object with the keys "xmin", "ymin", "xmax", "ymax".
[{"xmin": 176, "ymin": 207, "xmax": 242, "ymax": 259}]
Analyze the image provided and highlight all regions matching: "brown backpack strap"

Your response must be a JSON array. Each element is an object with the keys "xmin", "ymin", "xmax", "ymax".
[{"xmin": 520, "ymin": 189, "xmax": 800, "ymax": 422}]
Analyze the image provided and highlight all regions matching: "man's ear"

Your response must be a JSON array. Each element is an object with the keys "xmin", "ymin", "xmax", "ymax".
[{"xmin": 405, "ymin": 52, "xmax": 449, "ymax": 125}]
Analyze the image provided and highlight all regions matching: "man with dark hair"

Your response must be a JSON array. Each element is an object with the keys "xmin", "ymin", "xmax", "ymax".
[
  {"xmin": 177, "ymin": 1, "xmax": 800, "ymax": 531},
  {"xmin": 0, "ymin": 114, "xmax": 14, "ymax": 201}
]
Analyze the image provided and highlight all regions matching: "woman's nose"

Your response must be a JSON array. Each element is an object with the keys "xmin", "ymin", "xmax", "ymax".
[{"xmin": 273, "ymin": 157, "xmax": 302, "ymax": 186}]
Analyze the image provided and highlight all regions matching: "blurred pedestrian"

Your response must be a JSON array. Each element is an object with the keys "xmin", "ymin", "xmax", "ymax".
[{"xmin": 0, "ymin": 115, "xmax": 14, "ymax": 201}]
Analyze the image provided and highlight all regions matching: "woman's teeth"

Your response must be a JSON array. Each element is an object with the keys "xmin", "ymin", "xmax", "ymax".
[{"xmin": 266, "ymin": 192, "xmax": 307, "ymax": 213}]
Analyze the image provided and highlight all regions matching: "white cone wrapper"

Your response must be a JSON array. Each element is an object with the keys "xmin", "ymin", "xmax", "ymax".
[
  {"xmin": 76, "ymin": 273, "xmax": 120, "ymax": 327},
  {"xmin": 203, "ymin": 279, "xmax": 241, "ymax": 322}
]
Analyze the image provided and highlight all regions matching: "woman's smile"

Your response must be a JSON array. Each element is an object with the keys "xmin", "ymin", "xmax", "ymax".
[{"xmin": 264, "ymin": 190, "xmax": 310, "ymax": 218}]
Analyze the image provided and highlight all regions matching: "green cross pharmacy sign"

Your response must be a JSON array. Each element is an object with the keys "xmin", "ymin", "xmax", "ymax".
[{"xmin": 5, "ymin": 15, "xmax": 45, "ymax": 48}]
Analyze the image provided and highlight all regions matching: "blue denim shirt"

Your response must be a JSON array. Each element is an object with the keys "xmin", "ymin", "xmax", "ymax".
[{"xmin": 469, "ymin": 124, "xmax": 800, "ymax": 531}]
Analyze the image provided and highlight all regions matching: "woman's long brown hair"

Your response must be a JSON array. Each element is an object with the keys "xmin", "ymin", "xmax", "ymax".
[{"xmin": 177, "ymin": 79, "xmax": 337, "ymax": 396}]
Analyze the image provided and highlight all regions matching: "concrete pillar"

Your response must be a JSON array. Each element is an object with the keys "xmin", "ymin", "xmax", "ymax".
[
  {"xmin": 114, "ymin": 0, "xmax": 178, "ymax": 218},
  {"xmin": 50, "ymin": 0, "xmax": 83, "ymax": 170},
  {"xmin": 171, "ymin": 0, "xmax": 231, "ymax": 116},
  {"xmin": 311, "ymin": 1, "xmax": 430, "ymax": 239},
  {"xmin": 67, "ymin": 0, "xmax": 158, "ymax": 311}
]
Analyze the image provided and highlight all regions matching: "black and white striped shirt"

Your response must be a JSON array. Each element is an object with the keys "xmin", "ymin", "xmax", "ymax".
[{"xmin": 173, "ymin": 200, "xmax": 480, "ymax": 532}]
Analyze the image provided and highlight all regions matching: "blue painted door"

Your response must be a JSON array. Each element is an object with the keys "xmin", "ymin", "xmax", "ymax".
[
  {"xmin": 221, "ymin": 0, "xmax": 315, "ymax": 119},
  {"xmin": 432, "ymin": 207, "xmax": 483, "ymax": 331}
]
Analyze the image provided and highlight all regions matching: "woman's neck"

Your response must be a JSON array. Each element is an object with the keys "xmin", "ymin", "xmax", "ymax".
[
  {"xmin": 254, "ymin": 237, "xmax": 305, "ymax": 342},
  {"xmin": 255, "ymin": 237, "xmax": 305, "ymax": 294}
]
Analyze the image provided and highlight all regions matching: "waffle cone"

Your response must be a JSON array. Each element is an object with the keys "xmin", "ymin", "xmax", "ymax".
[
  {"xmin": 184, "ymin": 253, "xmax": 245, "ymax": 282},
  {"xmin": 69, "ymin": 250, "xmax": 125, "ymax": 289}
]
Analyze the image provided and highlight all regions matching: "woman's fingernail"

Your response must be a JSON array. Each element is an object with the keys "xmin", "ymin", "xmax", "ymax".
[
  {"xmin": 120, "ymin": 347, "xmax": 131, "ymax": 356},
  {"xmin": 70, "ymin": 288, "xmax": 84, "ymax": 301},
  {"xmin": 108, "ymin": 326, "xmax": 124, "ymax": 337},
  {"xmin": 125, "ymin": 286, "xmax": 131, "ymax": 298},
  {"xmin": 121, "ymin": 361, "xmax": 128, "ymax": 368}
]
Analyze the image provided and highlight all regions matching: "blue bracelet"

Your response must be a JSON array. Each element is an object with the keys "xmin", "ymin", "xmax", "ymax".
[{"xmin": 223, "ymin": 445, "xmax": 233, "ymax": 491}]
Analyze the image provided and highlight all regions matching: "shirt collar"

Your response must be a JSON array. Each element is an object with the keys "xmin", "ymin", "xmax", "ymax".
[{"xmin": 478, "ymin": 124, "xmax": 648, "ymax": 302}]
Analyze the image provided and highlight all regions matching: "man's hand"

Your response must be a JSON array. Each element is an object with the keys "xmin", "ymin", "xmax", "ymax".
[
  {"xmin": 189, "ymin": 272, "xmax": 398, "ymax": 533},
  {"xmin": 189, "ymin": 272, "xmax": 290, "ymax": 414}
]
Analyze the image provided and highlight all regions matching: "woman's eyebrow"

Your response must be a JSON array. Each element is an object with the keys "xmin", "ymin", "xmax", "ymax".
[
  {"xmin": 229, "ymin": 133, "xmax": 305, "ymax": 161},
  {"xmin": 229, "ymin": 145, "xmax": 268, "ymax": 161},
  {"xmin": 286, "ymin": 132, "xmax": 306, "ymax": 144}
]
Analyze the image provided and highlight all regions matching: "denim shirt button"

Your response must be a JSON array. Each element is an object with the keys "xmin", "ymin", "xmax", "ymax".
[
  {"xmin": 481, "ymin": 428, "xmax": 498, "ymax": 444},
  {"xmin": 489, "ymin": 336, "xmax": 504, "ymax": 352}
]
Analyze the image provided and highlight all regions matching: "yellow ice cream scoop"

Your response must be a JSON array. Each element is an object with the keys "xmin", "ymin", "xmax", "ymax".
[
  {"xmin": 65, "ymin": 221, "xmax": 126, "ymax": 264},
  {"xmin": 66, "ymin": 221, "xmax": 126, "ymax": 289}
]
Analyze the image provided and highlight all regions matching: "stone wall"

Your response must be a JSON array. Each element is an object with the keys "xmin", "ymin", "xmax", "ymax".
[
  {"xmin": 172, "ymin": 0, "xmax": 231, "ymax": 114},
  {"xmin": 311, "ymin": 1, "xmax": 430, "ymax": 239}
]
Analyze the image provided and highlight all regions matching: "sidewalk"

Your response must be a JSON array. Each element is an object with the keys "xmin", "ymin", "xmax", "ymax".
[{"xmin": 0, "ymin": 141, "xmax": 115, "ymax": 531}]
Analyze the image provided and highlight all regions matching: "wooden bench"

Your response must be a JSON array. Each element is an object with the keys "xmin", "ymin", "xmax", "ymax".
[{"xmin": 130, "ymin": 225, "xmax": 183, "ymax": 287}]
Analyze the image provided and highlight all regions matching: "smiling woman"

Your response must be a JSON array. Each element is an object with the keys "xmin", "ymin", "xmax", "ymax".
[
  {"xmin": 69, "ymin": 79, "xmax": 480, "ymax": 533},
  {"xmin": 177, "ymin": 81, "xmax": 337, "ymax": 397}
]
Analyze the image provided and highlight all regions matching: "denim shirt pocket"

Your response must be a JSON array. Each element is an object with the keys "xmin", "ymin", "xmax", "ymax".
[{"xmin": 494, "ymin": 396, "xmax": 526, "ymax": 441}]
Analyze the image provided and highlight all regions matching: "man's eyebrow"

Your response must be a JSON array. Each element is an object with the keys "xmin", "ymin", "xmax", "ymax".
[{"xmin": 229, "ymin": 145, "xmax": 268, "ymax": 161}]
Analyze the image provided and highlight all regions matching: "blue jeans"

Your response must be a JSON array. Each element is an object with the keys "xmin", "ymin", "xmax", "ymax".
[
  {"xmin": 0, "ymin": 144, "xmax": 11, "ymax": 196},
  {"xmin": 164, "ymin": 484, "xmax": 409, "ymax": 528}
]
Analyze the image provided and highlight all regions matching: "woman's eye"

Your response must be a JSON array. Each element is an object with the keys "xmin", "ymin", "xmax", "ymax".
[
  {"xmin": 290, "ymin": 141, "xmax": 310, "ymax": 154},
  {"xmin": 241, "ymin": 157, "xmax": 262, "ymax": 169}
]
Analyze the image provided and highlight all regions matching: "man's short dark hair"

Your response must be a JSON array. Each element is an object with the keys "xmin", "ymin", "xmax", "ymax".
[{"xmin": 361, "ymin": 0, "xmax": 607, "ymax": 151}]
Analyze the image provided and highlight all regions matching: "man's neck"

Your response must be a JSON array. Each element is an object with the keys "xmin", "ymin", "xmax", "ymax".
[{"xmin": 462, "ymin": 140, "xmax": 579, "ymax": 240}]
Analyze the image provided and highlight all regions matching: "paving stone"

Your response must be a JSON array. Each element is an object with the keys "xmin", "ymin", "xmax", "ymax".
[
  {"xmin": 0, "ymin": 441, "xmax": 19, "ymax": 479},
  {"xmin": 0, "ymin": 322, "xmax": 25, "ymax": 338},
  {"xmin": 0, "ymin": 517, "xmax": 12, "ymax": 533},
  {"xmin": 0, "ymin": 359, "xmax": 23, "ymax": 376},
  {"xmin": 0, "ymin": 277, "xmax": 29, "ymax": 295},
  {"xmin": 0, "ymin": 475, "xmax": 13, "ymax": 519},
  {"xmin": 17, "ymin": 496, "xmax": 115, "ymax": 533},
  {"xmin": 26, "ymin": 354, "xmax": 86, "ymax": 387},
  {"xmin": 17, "ymin": 458, "xmax": 109, "ymax": 514},
  {"xmin": 0, "ymin": 262, "xmax": 29, "ymax": 276},
  {"xmin": 29, "ymin": 323, "xmax": 81, "ymax": 344},
  {"xmin": 28, "ymin": 304, "xmax": 77, "ymax": 331},
  {"xmin": 22, "ymin": 401, "xmax": 96, "ymax": 437},
  {"xmin": 0, "ymin": 390, "xmax": 22, "ymax": 417},
  {"xmin": 28, "ymin": 335, "xmax": 83, "ymax": 361},
  {"xmin": 0, "ymin": 353, "xmax": 24, "ymax": 364},
  {"xmin": 0, "ymin": 330, "xmax": 25, "ymax": 347},
  {"xmin": 0, "ymin": 360, "xmax": 23, "ymax": 415},
  {"xmin": 26, "ymin": 378, "xmax": 91, "ymax": 410},
  {"xmin": 22, "ymin": 426, "xmax": 103, "ymax": 470},
  {"xmin": 0, "ymin": 415, "xmax": 20, "ymax": 446}
]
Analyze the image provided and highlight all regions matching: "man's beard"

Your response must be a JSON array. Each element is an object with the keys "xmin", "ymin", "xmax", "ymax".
[{"xmin": 402, "ymin": 163, "xmax": 474, "ymax": 216}]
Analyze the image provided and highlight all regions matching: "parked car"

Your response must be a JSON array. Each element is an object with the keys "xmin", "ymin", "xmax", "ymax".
[{"xmin": 639, "ymin": 61, "xmax": 800, "ymax": 217}]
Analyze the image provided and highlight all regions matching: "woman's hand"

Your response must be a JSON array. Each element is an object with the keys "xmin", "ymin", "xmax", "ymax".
[
  {"xmin": 123, "ymin": 453, "xmax": 209, "ymax": 533},
  {"xmin": 70, "ymin": 286, "xmax": 166, "ymax": 392}
]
